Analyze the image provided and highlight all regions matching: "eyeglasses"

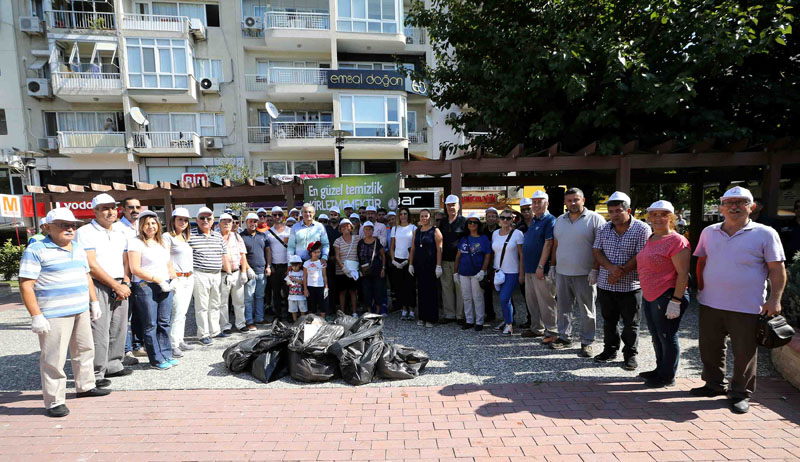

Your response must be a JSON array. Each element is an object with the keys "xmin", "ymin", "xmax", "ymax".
[
  {"xmin": 52, "ymin": 222, "xmax": 77, "ymax": 230},
  {"xmin": 197, "ymin": 216, "xmax": 213, "ymax": 221},
  {"xmin": 499, "ymin": 216, "xmax": 513, "ymax": 221},
  {"xmin": 520, "ymin": 207, "xmax": 531, "ymax": 212},
  {"xmin": 257, "ymin": 214, "xmax": 267, "ymax": 217},
  {"xmin": 272, "ymin": 213, "xmax": 283, "ymax": 217},
  {"xmin": 721, "ymin": 200, "xmax": 751, "ymax": 207},
  {"xmin": 126, "ymin": 205, "xmax": 142, "ymax": 210}
]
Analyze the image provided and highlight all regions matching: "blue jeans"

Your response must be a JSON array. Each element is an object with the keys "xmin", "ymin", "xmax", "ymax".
[
  {"xmin": 132, "ymin": 282, "xmax": 173, "ymax": 366},
  {"xmin": 498, "ymin": 273, "xmax": 519, "ymax": 324},
  {"xmin": 643, "ymin": 288, "xmax": 688, "ymax": 381},
  {"xmin": 244, "ymin": 273, "xmax": 267, "ymax": 324}
]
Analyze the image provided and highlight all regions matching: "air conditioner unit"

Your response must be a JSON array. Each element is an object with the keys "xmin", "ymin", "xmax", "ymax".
[
  {"xmin": 189, "ymin": 18, "xmax": 206, "ymax": 40},
  {"xmin": 38, "ymin": 137, "xmax": 58, "ymax": 151},
  {"xmin": 204, "ymin": 136, "xmax": 223, "ymax": 150},
  {"xmin": 27, "ymin": 78, "xmax": 52, "ymax": 98},
  {"xmin": 199, "ymin": 77, "xmax": 219, "ymax": 93},
  {"xmin": 19, "ymin": 16, "xmax": 43, "ymax": 35},
  {"xmin": 243, "ymin": 16, "xmax": 262, "ymax": 30}
]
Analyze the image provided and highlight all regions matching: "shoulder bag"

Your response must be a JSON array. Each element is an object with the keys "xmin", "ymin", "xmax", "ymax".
[
  {"xmin": 756, "ymin": 315, "xmax": 795, "ymax": 349},
  {"xmin": 493, "ymin": 231, "xmax": 514, "ymax": 288},
  {"xmin": 268, "ymin": 228, "xmax": 288, "ymax": 248},
  {"xmin": 359, "ymin": 240, "xmax": 377, "ymax": 277}
]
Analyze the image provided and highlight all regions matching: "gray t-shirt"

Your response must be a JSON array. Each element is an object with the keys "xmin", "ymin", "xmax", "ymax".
[{"xmin": 553, "ymin": 208, "xmax": 606, "ymax": 276}]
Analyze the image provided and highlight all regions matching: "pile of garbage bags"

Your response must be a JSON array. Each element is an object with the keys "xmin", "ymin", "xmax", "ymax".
[{"xmin": 222, "ymin": 312, "xmax": 429, "ymax": 385}]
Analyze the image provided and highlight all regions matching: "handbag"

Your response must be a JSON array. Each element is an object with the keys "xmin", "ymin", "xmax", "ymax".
[
  {"xmin": 493, "ymin": 231, "xmax": 514, "ymax": 290},
  {"xmin": 359, "ymin": 240, "xmax": 377, "ymax": 277},
  {"xmin": 755, "ymin": 315, "xmax": 795, "ymax": 349}
]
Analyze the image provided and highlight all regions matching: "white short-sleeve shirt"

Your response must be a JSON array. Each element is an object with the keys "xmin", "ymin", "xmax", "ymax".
[
  {"xmin": 492, "ymin": 229, "xmax": 525, "ymax": 274},
  {"xmin": 75, "ymin": 220, "xmax": 127, "ymax": 279},
  {"xmin": 127, "ymin": 237, "xmax": 170, "ymax": 282},
  {"xmin": 391, "ymin": 224, "xmax": 417, "ymax": 259},
  {"xmin": 266, "ymin": 225, "xmax": 291, "ymax": 265},
  {"xmin": 162, "ymin": 232, "xmax": 193, "ymax": 273}
]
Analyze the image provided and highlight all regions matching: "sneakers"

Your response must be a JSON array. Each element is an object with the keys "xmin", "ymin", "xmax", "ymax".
[
  {"xmin": 400, "ymin": 311, "xmax": 408, "ymax": 320},
  {"xmin": 461, "ymin": 323, "xmax": 474, "ymax": 330},
  {"xmin": 593, "ymin": 349, "xmax": 618, "ymax": 362},
  {"xmin": 494, "ymin": 321, "xmax": 506, "ymax": 331},
  {"xmin": 178, "ymin": 342, "xmax": 194, "ymax": 351},
  {"xmin": 542, "ymin": 335, "xmax": 557, "ymax": 345},
  {"xmin": 623, "ymin": 355, "xmax": 638, "ymax": 371},
  {"xmin": 172, "ymin": 348, "xmax": 184, "ymax": 358},
  {"xmin": 475, "ymin": 325, "xmax": 483, "ymax": 332},
  {"xmin": 417, "ymin": 320, "xmax": 424, "ymax": 326},
  {"xmin": 407, "ymin": 312, "xmax": 415, "ymax": 321},
  {"xmin": 167, "ymin": 358, "xmax": 179, "ymax": 367},
  {"xmin": 689, "ymin": 385, "xmax": 727, "ymax": 398},
  {"xmin": 730, "ymin": 397, "xmax": 750, "ymax": 414},
  {"xmin": 549, "ymin": 338, "xmax": 572, "ymax": 350},
  {"xmin": 521, "ymin": 330, "xmax": 544, "ymax": 338},
  {"xmin": 105, "ymin": 368, "xmax": 133, "ymax": 378},
  {"xmin": 131, "ymin": 347, "xmax": 148, "ymax": 357},
  {"xmin": 76, "ymin": 387, "xmax": 112, "ymax": 398},
  {"xmin": 151, "ymin": 361, "xmax": 171, "ymax": 370},
  {"xmin": 579, "ymin": 344, "xmax": 593, "ymax": 358},
  {"xmin": 502, "ymin": 324, "xmax": 512, "ymax": 335},
  {"xmin": 645, "ymin": 377, "xmax": 676, "ymax": 388},
  {"xmin": 246, "ymin": 324, "xmax": 257, "ymax": 332},
  {"xmin": 122, "ymin": 352, "xmax": 139, "ymax": 366},
  {"xmin": 222, "ymin": 329, "xmax": 233, "ymax": 335},
  {"xmin": 46, "ymin": 404, "xmax": 69, "ymax": 418},
  {"xmin": 215, "ymin": 331, "xmax": 231, "ymax": 339},
  {"xmin": 95, "ymin": 379, "xmax": 111, "ymax": 389},
  {"xmin": 200, "ymin": 337, "xmax": 213, "ymax": 346},
  {"xmin": 425, "ymin": 322, "xmax": 435, "ymax": 328}
]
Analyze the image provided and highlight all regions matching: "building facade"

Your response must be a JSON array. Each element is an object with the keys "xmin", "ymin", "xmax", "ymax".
[{"xmin": 11, "ymin": 0, "xmax": 452, "ymax": 194}]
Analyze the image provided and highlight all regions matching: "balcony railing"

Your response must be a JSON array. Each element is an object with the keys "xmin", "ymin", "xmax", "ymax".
[
  {"xmin": 122, "ymin": 13, "xmax": 188, "ymax": 32},
  {"xmin": 272, "ymin": 122, "xmax": 333, "ymax": 139},
  {"xmin": 46, "ymin": 10, "xmax": 116, "ymax": 31},
  {"xmin": 132, "ymin": 131, "xmax": 197, "ymax": 149},
  {"xmin": 408, "ymin": 131, "xmax": 427, "ymax": 144},
  {"xmin": 404, "ymin": 26, "xmax": 425, "ymax": 45},
  {"xmin": 57, "ymin": 131, "xmax": 126, "ymax": 149},
  {"xmin": 265, "ymin": 12, "xmax": 330, "ymax": 30},
  {"xmin": 248, "ymin": 127, "xmax": 271, "ymax": 144},
  {"xmin": 53, "ymin": 72, "xmax": 122, "ymax": 91},
  {"xmin": 245, "ymin": 68, "xmax": 326, "ymax": 90}
]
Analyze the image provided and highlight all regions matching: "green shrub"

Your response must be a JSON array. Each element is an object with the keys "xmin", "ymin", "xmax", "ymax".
[
  {"xmin": 0, "ymin": 239, "xmax": 26, "ymax": 281},
  {"xmin": 782, "ymin": 251, "xmax": 800, "ymax": 329}
]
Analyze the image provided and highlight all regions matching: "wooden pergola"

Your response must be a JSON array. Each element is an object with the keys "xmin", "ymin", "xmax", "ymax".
[
  {"xmin": 401, "ymin": 138, "xmax": 800, "ymax": 247},
  {"xmin": 26, "ymin": 177, "xmax": 303, "ymax": 218}
]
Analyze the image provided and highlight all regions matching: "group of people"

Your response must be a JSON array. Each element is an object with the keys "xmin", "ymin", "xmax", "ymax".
[{"xmin": 19, "ymin": 183, "xmax": 786, "ymax": 417}]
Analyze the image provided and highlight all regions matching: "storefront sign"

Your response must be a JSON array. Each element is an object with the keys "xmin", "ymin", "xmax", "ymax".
[
  {"xmin": 325, "ymin": 69, "xmax": 428, "ymax": 96},
  {"xmin": 54, "ymin": 200, "xmax": 96, "ymax": 219},
  {"xmin": 0, "ymin": 194, "xmax": 22, "ymax": 218},
  {"xmin": 22, "ymin": 196, "xmax": 47, "ymax": 218},
  {"xmin": 461, "ymin": 190, "xmax": 507, "ymax": 209},
  {"xmin": 399, "ymin": 191, "xmax": 437, "ymax": 208},
  {"xmin": 304, "ymin": 173, "xmax": 400, "ymax": 213},
  {"xmin": 182, "ymin": 172, "xmax": 208, "ymax": 185}
]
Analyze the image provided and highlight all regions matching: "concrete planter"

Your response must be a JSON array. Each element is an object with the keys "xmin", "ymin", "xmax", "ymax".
[{"xmin": 771, "ymin": 333, "xmax": 800, "ymax": 390}]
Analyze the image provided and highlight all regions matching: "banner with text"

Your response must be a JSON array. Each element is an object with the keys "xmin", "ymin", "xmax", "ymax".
[{"xmin": 304, "ymin": 173, "xmax": 399, "ymax": 214}]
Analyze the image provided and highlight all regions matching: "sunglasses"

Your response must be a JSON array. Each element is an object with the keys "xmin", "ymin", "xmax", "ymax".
[
  {"xmin": 258, "ymin": 214, "xmax": 267, "ymax": 217},
  {"xmin": 272, "ymin": 213, "xmax": 283, "ymax": 217},
  {"xmin": 126, "ymin": 205, "xmax": 142, "ymax": 210},
  {"xmin": 499, "ymin": 216, "xmax": 513, "ymax": 221},
  {"xmin": 467, "ymin": 220, "xmax": 480, "ymax": 225},
  {"xmin": 52, "ymin": 222, "xmax": 78, "ymax": 230},
  {"xmin": 197, "ymin": 216, "xmax": 213, "ymax": 221},
  {"xmin": 520, "ymin": 207, "xmax": 532, "ymax": 212}
]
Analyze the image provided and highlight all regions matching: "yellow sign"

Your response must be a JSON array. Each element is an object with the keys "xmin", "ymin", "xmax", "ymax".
[{"xmin": 0, "ymin": 194, "xmax": 22, "ymax": 218}]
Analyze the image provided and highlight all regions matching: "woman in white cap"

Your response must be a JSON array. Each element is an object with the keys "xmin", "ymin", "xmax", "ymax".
[
  {"xmin": 390, "ymin": 207, "xmax": 417, "ymax": 320},
  {"xmin": 163, "ymin": 208, "xmax": 195, "ymax": 357},
  {"xmin": 128, "ymin": 211, "xmax": 178, "ymax": 370},
  {"xmin": 358, "ymin": 221, "xmax": 386, "ymax": 314},
  {"xmin": 454, "ymin": 213, "xmax": 491, "ymax": 331},
  {"xmin": 409, "ymin": 209, "xmax": 443, "ymax": 327},
  {"xmin": 492, "ymin": 209, "xmax": 524, "ymax": 334},
  {"xmin": 334, "ymin": 218, "xmax": 361, "ymax": 317},
  {"xmin": 637, "ymin": 200, "xmax": 690, "ymax": 388}
]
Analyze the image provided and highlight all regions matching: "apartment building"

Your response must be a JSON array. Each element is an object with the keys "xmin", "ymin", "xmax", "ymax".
[{"xmin": 12, "ymin": 0, "xmax": 451, "ymax": 193}]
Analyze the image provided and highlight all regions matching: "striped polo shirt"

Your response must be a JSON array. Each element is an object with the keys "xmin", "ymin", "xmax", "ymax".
[
  {"xmin": 188, "ymin": 228, "xmax": 228, "ymax": 271},
  {"xmin": 19, "ymin": 237, "xmax": 90, "ymax": 319}
]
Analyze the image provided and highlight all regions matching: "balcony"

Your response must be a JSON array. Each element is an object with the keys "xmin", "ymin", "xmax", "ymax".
[
  {"xmin": 127, "ymin": 75, "xmax": 198, "ymax": 104},
  {"xmin": 408, "ymin": 131, "xmax": 428, "ymax": 144},
  {"xmin": 262, "ymin": 12, "xmax": 331, "ymax": 52},
  {"xmin": 46, "ymin": 10, "xmax": 116, "ymax": 33},
  {"xmin": 248, "ymin": 126, "xmax": 271, "ymax": 144},
  {"xmin": 244, "ymin": 68, "xmax": 330, "ymax": 102},
  {"xmin": 122, "ymin": 13, "xmax": 188, "ymax": 34},
  {"xmin": 270, "ymin": 122, "xmax": 333, "ymax": 150},
  {"xmin": 266, "ymin": 12, "xmax": 329, "ymax": 30},
  {"xmin": 131, "ymin": 131, "xmax": 201, "ymax": 157},
  {"xmin": 52, "ymin": 72, "xmax": 123, "ymax": 102},
  {"xmin": 404, "ymin": 26, "xmax": 426, "ymax": 52},
  {"xmin": 57, "ymin": 131, "xmax": 127, "ymax": 156}
]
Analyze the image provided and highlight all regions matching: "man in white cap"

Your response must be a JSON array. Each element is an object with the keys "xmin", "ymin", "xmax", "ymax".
[
  {"xmin": 20, "ymin": 208, "xmax": 111, "ymax": 417},
  {"xmin": 550, "ymin": 187, "xmax": 605, "ymax": 353},
  {"xmin": 592, "ymin": 191, "xmax": 651, "ymax": 369},
  {"xmin": 256, "ymin": 207, "xmax": 270, "ymax": 232},
  {"xmin": 360, "ymin": 206, "xmax": 387, "ymax": 247},
  {"xmin": 329, "ymin": 206, "xmax": 341, "ymax": 229},
  {"xmin": 241, "ymin": 212, "xmax": 270, "ymax": 330},
  {"xmin": 28, "ymin": 217, "xmax": 48, "ymax": 245},
  {"xmin": 692, "ymin": 186, "xmax": 786, "ymax": 414},
  {"xmin": 189, "ymin": 207, "xmax": 231, "ymax": 345},
  {"xmin": 289, "ymin": 208, "xmax": 300, "ymax": 221},
  {"xmin": 266, "ymin": 206, "xmax": 291, "ymax": 320},
  {"xmin": 343, "ymin": 203, "xmax": 354, "ymax": 220},
  {"xmin": 438, "ymin": 194, "xmax": 466, "ymax": 323},
  {"xmin": 218, "ymin": 213, "xmax": 249, "ymax": 335},
  {"xmin": 521, "ymin": 191, "xmax": 558, "ymax": 343},
  {"xmin": 75, "ymin": 193, "xmax": 133, "ymax": 380}
]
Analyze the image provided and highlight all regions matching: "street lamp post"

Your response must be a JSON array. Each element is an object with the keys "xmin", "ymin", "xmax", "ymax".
[{"xmin": 330, "ymin": 129, "xmax": 352, "ymax": 177}]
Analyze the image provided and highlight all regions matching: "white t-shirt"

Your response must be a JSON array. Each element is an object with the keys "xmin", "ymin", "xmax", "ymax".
[
  {"xmin": 162, "ymin": 232, "xmax": 193, "ymax": 273},
  {"xmin": 303, "ymin": 259, "xmax": 325, "ymax": 287},
  {"xmin": 75, "ymin": 220, "xmax": 127, "ymax": 279},
  {"xmin": 492, "ymin": 229, "xmax": 524, "ymax": 274},
  {"xmin": 266, "ymin": 225, "xmax": 291, "ymax": 265},
  {"xmin": 391, "ymin": 224, "xmax": 417, "ymax": 259},
  {"xmin": 127, "ymin": 237, "xmax": 170, "ymax": 283}
]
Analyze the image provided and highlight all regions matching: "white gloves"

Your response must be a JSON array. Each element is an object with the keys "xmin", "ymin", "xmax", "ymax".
[
  {"xmin": 435, "ymin": 265, "xmax": 443, "ymax": 278},
  {"xmin": 588, "ymin": 269, "xmax": 598, "ymax": 286},
  {"xmin": 400, "ymin": 260, "xmax": 408, "ymax": 268},
  {"xmin": 239, "ymin": 270, "xmax": 248, "ymax": 285},
  {"xmin": 324, "ymin": 288, "xmax": 329, "ymax": 298},
  {"xmin": 350, "ymin": 270, "xmax": 360, "ymax": 281},
  {"xmin": 31, "ymin": 314, "xmax": 50, "ymax": 334},
  {"xmin": 547, "ymin": 266, "xmax": 557, "ymax": 283},
  {"xmin": 454, "ymin": 273, "xmax": 461, "ymax": 285},
  {"xmin": 89, "ymin": 301, "xmax": 102, "ymax": 321},
  {"xmin": 158, "ymin": 281, "xmax": 171, "ymax": 293},
  {"xmin": 247, "ymin": 268, "xmax": 256, "ymax": 280},
  {"xmin": 666, "ymin": 300, "xmax": 681, "ymax": 319},
  {"xmin": 224, "ymin": 273, "xmax": 235, "ymax": 287},
  {"xmin": 408, "ymin": 264, "xmax": 415, "ymax": 276},
  {"xmin": 475, "ymin": 270, "xmax": 486, "ymax": 282},
  {"xmin": 169, "ymin": 279, "xmax": 180, "ymax": 291},
  {"xmin": 392, "ymin": 260, "xmax": 403, "ymax": 269}
]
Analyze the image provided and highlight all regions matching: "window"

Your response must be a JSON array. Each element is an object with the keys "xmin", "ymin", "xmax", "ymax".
[
  {"xmin": 365, "ymin": 160, "xmax": 397, "ymax": 174},
  {"xmin": 407, "ymin": 110, "xmax": 417, "ymax": 134},
  {"xmin": 126, "ymin": 38, "xmax": 190, "ymax": 89},
  {"xmin": 341, "ymin": 160, "xmax": 362, "ymax": 175},
  {"xmin": 337, "ymin": 0, "xmax": 398, "ymax": 33},
  {"xmin": 206, "ymin": 4, "xmax": 220, "ymax": 26},
  {"xmin": 264, "ymin": 161, "xmax": 288, "ymax": 177},
  {"xmin": 263, "ymin": 161, "xmax": 333, "ymax": 177},
  {"xmin": 152, "ymin": 2, "xmax": 215, "ymax": 26},
  {"xmin": 44, "ymin": 111, "xmax": 124, "ymax": 134},
  {"xmin": 147, "ymin": 112, "xmax": 224, "ymax": 135},
  {"xmin": 199, "ymin": 113, "xmax": 226, "ymax": 136},
  {"xmin": 193, "ymin": 58, "xmax": 223, "ymax": 80},
  {"xmin": 340, "ymin": 95, "xmax": 406, "ymax": 137},
  {"xmin": 339, "ymin": 62, "xmax": 399, "ymax": 70},
  {"xmin": 0, "ymin": 110, "xmax": 6, "ymax": 135}
]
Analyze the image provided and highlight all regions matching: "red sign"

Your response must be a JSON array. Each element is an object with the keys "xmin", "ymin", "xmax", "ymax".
[
  {"xmin": 182, "ymin": 173, "xmax": 208, "ymax": 184},
  {"xmin": 54, "ymin": 200, "xmax": 96, "ymax": 219},
  {"xmin": 22, "ymin": 195, "xmax": 47, "ymax": 218}
]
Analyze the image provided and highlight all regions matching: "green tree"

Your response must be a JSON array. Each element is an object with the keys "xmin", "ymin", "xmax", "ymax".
[
  {"xmin": 207, "ymin": 156, "xmax": 260, "ymax": 215},
  {"xmin": 407, "ymin": 0, "xmax": 796, "ymax": 155}
]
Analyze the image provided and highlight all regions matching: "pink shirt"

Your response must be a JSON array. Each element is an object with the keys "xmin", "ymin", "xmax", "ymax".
[
  {"xmin": 636, "ymin": 233, "xmax": 690, "ymax": 302},
  {"xmin": 222, "ymin": 232, "xmax": 246, "ymax": 271}
]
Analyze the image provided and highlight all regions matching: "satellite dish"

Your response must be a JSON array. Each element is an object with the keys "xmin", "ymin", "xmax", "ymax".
[
  {"xmin": 265, "ymin": 102, "xmax": 280, "ymax": 119},
  {"xmin": 425, "ymin": 115, "xmax": 433, "ymax": 128},
  {"xmin": 130, "ymin": 107, "xmax": 149, "ymax": 126}
]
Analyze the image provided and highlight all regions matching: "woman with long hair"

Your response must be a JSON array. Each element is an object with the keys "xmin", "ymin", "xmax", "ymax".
[
  {"xmin": 409, "ymin": 209, "xmax": 443, "ymax": 327},
  {"xmin": 390, "ymin": 207, "xmax": 417, "ymax": 320},
  {"xmin": 163, "ymin": 208, "xmax": 194, "ymax": 357}
]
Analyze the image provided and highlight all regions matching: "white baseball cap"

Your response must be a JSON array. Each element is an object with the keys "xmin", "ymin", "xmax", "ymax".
[
  {"xmin": 366, "ymin": 205, "xmax": 377, "ymax": 212},
  {"xmin": 46, "ymin": 207, "xmax": 81, "ymax": 224},
  {"xmin": 445, "ymin": 194, "xmax": 459, "ymax": 204},
  {"xmin": 289, "ymin": 255, "xmax": 302, "ymax": 264},
  {"xmin": 245, "ymin": 212, "xmax": 259, "ymax": 221},
  {"xmin": 349, "ymin": 213, "xmax": 360, "ymax": 220},
  {"xmin": 91, "ymin": 193, "xmax": 117, "ymax": 209},
  {"xmin": 531, "ymin": 190, "xmax": 549, "ymax": 201},
  {"xmin": 271, "ymin": 206, "xmax": 283, "ymax": 213},
  {"xmin": 286, "ymin": 216, "xmax": 297, "ymax": 223},
  {"xmin": 329, "ymin": 206, "xmax": 340, "ymax": 214},
  {"xmin": 362, "ymin": 221, "xmax": 374, "ymax": 228},
  {"xmin": 39, "ymin": 217, "xmax": 47, "ymax": 226},
  {"xmin": 386, "ymin": 211, "xmax": 396, "ymax": 217},
  {"xmin": 256, "ymin": 207, "xmax": 267, "ymax": 214},
  {"xmin": 486, "ymin": 206, "xmax": 498, "ymax": 214},
  {"xmin": 172, "ymin": 207, "xmax": 191, "ymax": 218},
  {"xmin": 138, "ymin": 210, "xmax": 158, "ymax": 220},
  {"xmin": 466, "ymin": 212, "xmax": 479, "ymax": 219},
  {"xmin": 290, "ymin": 208, "xmax": 299, "ymax": 214},
  {"xmin": 318, "ymin": 214, "xmax": 329, "ymax": 221},
  {"xmin": 519, "ymin": 198, "xmax": 532, "ymax": 207},
  {"xmin": 607, "ymin": 191, "xmax": 632, "ymax": 205},
  {"xmin": 338, "ymin": 218, "xmax": 352, "ymax": 228},
  {"xmin": 197, "ymin": 206, "xmax": 214, "ymax": 217},
  {"xmin": 220, "ymin": 213, "xmax": 233, "ymax": 221},
  {"xmin": 343, "ymin": 203, "xmax": 353, "ymax": 209},
  {"xmin": 647, "ymin": 200, "xmax": 675, "ymax": 214},
  {"xmin": 721, "ymin": 186, "xmax": 754, "ymax": 202}
]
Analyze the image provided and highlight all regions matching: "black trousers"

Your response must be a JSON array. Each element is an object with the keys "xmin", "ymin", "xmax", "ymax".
[
  {"xmin": 307, "ymin": 286, "xmax": 328, "ymax": 315},
  {"xmin": 269, "ymin": 264, "xmax": 288, "ymax": 318},
  {"xmin": 597, "ymin": 288, "xmax": 642, "ymax": 357}
]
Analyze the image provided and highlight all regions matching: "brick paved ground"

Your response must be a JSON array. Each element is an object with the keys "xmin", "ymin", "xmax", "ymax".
[{"xmin": 1, "ymin": 378, "xmax": 799, "ymax": 462}]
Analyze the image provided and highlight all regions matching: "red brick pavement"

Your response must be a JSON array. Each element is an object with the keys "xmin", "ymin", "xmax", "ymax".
[{"xmin": 1, "ymin": 378, "xmax": 799, "ymax": 461}]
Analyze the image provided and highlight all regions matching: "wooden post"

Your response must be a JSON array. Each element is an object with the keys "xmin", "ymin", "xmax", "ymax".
[
  {"xmin": 285, "ymin": 184, "xmax": 295, "ymax": 209},
  {"xmin": 689, "ymin": 171, "xmax": 704, "ymax": 255},
  {"xmin": 616, "ymin": 156, "xmax": 631, "ymax": 193},
  {"xmin": 162, "ymin": 190, "xmax": 173, "ymax": 221},
  {"xmin": 762, "ymin": 154, "xmax": 782, "ymax": 218},
  {"xmin": 450, "ymin": 160, "xmax": 462, "ymax": 199}
]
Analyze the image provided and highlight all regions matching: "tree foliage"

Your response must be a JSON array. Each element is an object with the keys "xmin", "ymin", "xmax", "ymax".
[
  {"xmin": 407, "ymin": 0, "xmax": 797, "ymax": 155},
  {"xmin": 207, "ymin": 156, "xmax": 258, "ymax": 214}
]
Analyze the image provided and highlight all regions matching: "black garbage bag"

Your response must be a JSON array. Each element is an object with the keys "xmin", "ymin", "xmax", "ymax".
[
  {"xmin": 327, "ymin": 325, "xmax": 384, "ymax": 385},
  {"xmin": 352, "ymin": 313, "xmax": 384, "ymax": 333},
  {"xmin": 287, "ymin": 315, "xmax": 346, "ymax": 382},
  {"xmin": 222, "ymin": 320, "xmax": 296, "ymax": 372},
  {"xmin": 376, "ymin": 343, "xmax": 430, "ymax": 380},
  {"xmin": 288, "ymin": 350, "xmax": 340, "ymax": 382},
  {"xmin": 333, "ymin": 310, "xmax": 359, "ymax": 332},
  {"xmin": 251, "ymin": 349, "xmax": 288, "ymax": 383}
]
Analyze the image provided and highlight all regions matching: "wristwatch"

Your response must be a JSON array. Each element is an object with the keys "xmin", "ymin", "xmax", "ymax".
[{"xmin": 537, "ymin": 264, "xmax": 544, "ymax": 269}]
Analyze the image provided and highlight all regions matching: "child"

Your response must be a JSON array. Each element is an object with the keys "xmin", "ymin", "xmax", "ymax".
[
  {"xmin": 285, "ymin": 255, "xmax": 307, "ymax": 321},
  {"xmin": 303, "ymin": 241, "xmax": 328, "ymax": 316}
]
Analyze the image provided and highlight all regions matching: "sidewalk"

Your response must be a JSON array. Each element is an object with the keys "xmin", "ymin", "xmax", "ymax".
[{"xmin": 1, "ymin": 378, "xmax": 798, "ymax": 461}]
